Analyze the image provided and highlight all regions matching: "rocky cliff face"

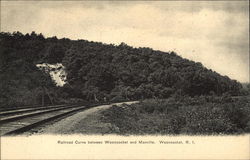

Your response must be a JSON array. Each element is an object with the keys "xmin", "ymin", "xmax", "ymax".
[{"xmin": 36, "ymin": 63, "xmax": 66, "ymax": 86}]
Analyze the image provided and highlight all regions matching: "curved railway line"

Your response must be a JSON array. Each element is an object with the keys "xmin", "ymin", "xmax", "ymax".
[{"xmin": 0, "ymin": 103, "xmax": 106, "ymax": 136}]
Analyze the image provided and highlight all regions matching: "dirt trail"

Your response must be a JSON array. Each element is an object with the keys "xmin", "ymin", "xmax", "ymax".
[{"xmin": 34, "ymin": 101, "xmax": 138, "ymax": 135}]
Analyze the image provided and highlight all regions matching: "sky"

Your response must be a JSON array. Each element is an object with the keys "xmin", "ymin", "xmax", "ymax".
[{"xmin": 1, "ymin": 1, "xmax": 249, "ymax": 83}]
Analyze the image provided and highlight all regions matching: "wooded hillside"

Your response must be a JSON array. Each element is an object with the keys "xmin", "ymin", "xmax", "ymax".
[{"xmin": 0, "ymin": 32, "xmax": 243, "ymax": 107}]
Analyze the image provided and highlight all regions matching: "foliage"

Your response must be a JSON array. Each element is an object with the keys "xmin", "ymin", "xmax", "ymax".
[
  {"xmin": 0, "ymin": 32, "xmax": 60, "ymax": 107},
  {"xmin": 61, "ymin": 37, "xmax": 242, "ymax": 101},
  {"xmin": 101, "ymin": 96, "xmax": 250, "ymax": 135},
  {"xmin": 0, "ymin": 31, "xmax": 244, "ymax": 107}
]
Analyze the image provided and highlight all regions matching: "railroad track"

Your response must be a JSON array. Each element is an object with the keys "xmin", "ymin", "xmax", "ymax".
[
  {"xmin": 0, "ymin": 104, "xmax": 96, "ymax": 136},
  {"xmin": 0, "ymin": 104, "xmax": 66, "ymax": 117}
]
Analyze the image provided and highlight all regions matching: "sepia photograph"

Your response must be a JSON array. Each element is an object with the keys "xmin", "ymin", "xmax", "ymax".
[{"xmin": 0, "ymin": 0, "xmax": 249, "ymax": 159}]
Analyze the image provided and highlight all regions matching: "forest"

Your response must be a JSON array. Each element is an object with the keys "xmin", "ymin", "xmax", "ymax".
[{"xmin": 0, "ymin": 31, "xmax": 248, "ymax": 108}]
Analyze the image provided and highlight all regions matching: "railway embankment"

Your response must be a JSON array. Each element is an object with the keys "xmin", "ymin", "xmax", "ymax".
[{"xmin": 33, "ymin": 101, "xmax": 138, "ymax": 135}]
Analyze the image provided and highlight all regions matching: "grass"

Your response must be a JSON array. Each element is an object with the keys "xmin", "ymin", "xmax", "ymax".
[{"xmin": 100, "ymin": 95, "xmax": 250, "ymax": 135}]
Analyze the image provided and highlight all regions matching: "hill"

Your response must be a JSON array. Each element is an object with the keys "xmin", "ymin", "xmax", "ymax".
[{"xmin": 0, "ymin": 31, "xmax": 242, "ymax": 107}]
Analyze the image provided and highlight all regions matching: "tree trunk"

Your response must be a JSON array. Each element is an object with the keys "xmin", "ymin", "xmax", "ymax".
[
  {"xmin": 42, "ymin": 88, "xmax": 45, "ymax": 106},
  {"xmin": 94, "ymin": 94, "xmax": 99, "ymax": 102},
  {"xmin": 44, "ymin": 87, "xmax": 54, "ymax": 105}
]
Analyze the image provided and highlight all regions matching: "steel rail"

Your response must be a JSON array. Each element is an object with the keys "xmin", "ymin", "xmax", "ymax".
[{"xmin": 3, "ymin": 105, "xmax": 90, "ymax": 136}]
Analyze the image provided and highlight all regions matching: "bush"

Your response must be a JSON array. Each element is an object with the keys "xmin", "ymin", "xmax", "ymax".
[
  {"xmin": 100, "ymin": 96, "xmax": 250, "ymax": 135},
  {"xmin": 110, "ymin": 95, "xmax": 126, "ymax": 103}
]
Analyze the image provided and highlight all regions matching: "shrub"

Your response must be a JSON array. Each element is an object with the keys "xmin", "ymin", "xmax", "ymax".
[{"xmin": 100, "ymin": 96, "xmax": 250, "ymax": 135}]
